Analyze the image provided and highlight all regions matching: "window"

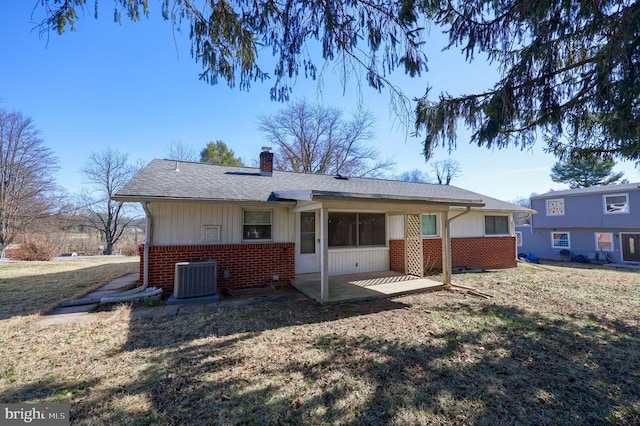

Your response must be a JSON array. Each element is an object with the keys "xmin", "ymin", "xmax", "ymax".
[
  {"xmin": 300, "ymin": 211, "xmax": 316, "ymax": 254},
  {"xmin": 421, "ymin": 214, "xmax": 438, "ymax": 237},
  {"xmin": 243, "ymin": 210, "xmax": 272, "ymax": 241},
  {"xmin": 515, "ymin": 231, "xmax": 523, "ymax": 246},
  {"xmin": 546, "ymin": 198, "xmax": 565, "ymax": 216},
  {"xmin": 485, "ymin": 215, "xmax": 509, "ymax": 235},
  {"xmin": 595, "ymin": 232, "xmax": 614, "ymax": 251},
  {"xmin": 604, "ymin": 193, "xmax": 629, "ymax": 214},
  {"xmin": 551, "ymin": 232, "xmax": 570, "ymax": 249},
  {"xmin": 328, "ymin": 212, "xmax": 385, "ymax": 247},
  {"xmin": 359, "ymin": 213, "xmax": 386, "ymax": 246}
]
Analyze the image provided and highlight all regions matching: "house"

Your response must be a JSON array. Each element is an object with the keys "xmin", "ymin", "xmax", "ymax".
[
  {"xmin": 113, "ymin": 148, "xmax": 534, "ymax": 301},
  {"xmin": 516, "ymin": 183, "xmax": 640, "ymax": 264}
]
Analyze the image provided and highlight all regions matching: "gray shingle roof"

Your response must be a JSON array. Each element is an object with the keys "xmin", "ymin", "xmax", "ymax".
[
  {"xmin": 114, "ymin": 159, "xmax": 533, "ymax": 213},
  {"xmin": 532, "ymin": 182, "xmax": 640, "ymax": 199}
]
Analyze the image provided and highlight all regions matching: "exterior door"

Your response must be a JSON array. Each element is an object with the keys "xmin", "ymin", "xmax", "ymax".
[
  {"xmin": 295, "ymin": 211, "xmax": 320, "ymax": 273},
  {"xmin": 621, "ymin": 233, "xmax": 640, "ymax": 262}
]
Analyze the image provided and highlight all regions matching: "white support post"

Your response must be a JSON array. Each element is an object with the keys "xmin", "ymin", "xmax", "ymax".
[
  {"xmin": 441, "ymin": 210, "xmax": 452, "ymax": 288},
  {"xmin": 320, "ymin": 207, "xmax": 329, "ymax": 301}
]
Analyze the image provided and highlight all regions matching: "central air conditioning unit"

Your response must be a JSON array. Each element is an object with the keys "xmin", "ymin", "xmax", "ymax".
[{"xmin": 174, "ymin": 260, "xmax": 218, "ymax": 299}]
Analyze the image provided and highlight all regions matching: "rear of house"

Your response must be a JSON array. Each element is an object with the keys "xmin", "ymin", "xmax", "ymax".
[
  {"xmin": 114, "ymin": 149, "xmax": 533, "ymax": 298},
  {"xmin": 516, "ymin": 183, "xmax": 640, "ymax": 264}
]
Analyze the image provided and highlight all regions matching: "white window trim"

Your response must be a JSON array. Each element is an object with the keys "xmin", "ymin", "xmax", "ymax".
[
  {"xmin": 242, "ymin": 209, "xmax": 273, "ymax": 242},
  {"xmin": 594, "ymin": 232, "xmax": 614, "ymax": 252},
  {"xmin": 551, "ymin": 231, "xmax": 571, "ymax": 249},
  {"xmin": 515, "ymin": 231, "xmax": 523, "ymax": 247},
  {"xmin": 546, "ymin": 198, "xmax": 565, "ymax": 216},
  {"xmin": 603, "ymin": 193, "xmax": 630, "ymax": 214},
  {"xmin": 421, "ymin": 213, "xmax": 439, "ymax": 238},
  {"xmin": 484, "ymin": 215, "xmax": 511, "ymax": 236}
]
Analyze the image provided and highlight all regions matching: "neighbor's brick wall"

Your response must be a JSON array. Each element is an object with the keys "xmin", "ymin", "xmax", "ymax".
[
  {"xmin": 389, "ymin": 236, "xmax": 516, "ymax": 273},
  {"xmin": 139, "ymin": 243, "xmax": 295, "ymax": 294}
]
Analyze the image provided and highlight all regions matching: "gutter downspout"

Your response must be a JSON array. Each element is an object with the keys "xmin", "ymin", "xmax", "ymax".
[
  {"xmin": 514, "ymin": 212, "xmax": 534, "ymax": 263},
  {"xmin": 142, "ymin": 201, "xmax": 152, "ymax": 288},
  {"xmin": 99, "ymin": 202, "xmax": 156, "ymax": 302},
  {"xmin": 59, "ymin": 202, "xmax": 162, "ymax": 306},
  {"xmin": 441, "ymin": 206, "xmax": 472, "ymax": 289}
]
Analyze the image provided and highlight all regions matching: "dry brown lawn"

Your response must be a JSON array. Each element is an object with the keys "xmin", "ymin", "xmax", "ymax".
[
  {"xmin": 0, "ymin": 260, "xmax": 639, "ymax": 425},
  {"xmin": 0, "ymin": 256, "xmax": 139, "ymax": 319}
]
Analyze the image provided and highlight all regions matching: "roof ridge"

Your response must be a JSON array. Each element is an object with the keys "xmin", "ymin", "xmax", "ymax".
[{"xmin": 533, "ymin": 182, "xmax": 640, "ymax": 198}]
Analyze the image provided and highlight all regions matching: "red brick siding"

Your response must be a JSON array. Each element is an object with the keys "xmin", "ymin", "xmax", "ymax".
[
  {"xmin": 451, "ymin": 237, "xmax": 517, "ymax": 270},
  {"xmin": 422, "ymin": 239, "xmax": 443, "ymax": 272},
  {"xmin": 389, "ymin": 236, "xmax": 516, "ymax": 272},
  {"xmin": 139, "ymin": 243, "xmax": 295, "ymax": 293},
  {"xmin": 389, "ymin": 240, "xmax": 405, "ymax": 273}
]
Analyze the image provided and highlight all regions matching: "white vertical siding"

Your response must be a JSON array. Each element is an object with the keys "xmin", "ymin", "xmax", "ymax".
[
  {"xmin": 328, "ymin": 248, "xmax": 389, "ymax": 275},
  {"xmin": 450, "ymin": 212, "xmax": 485, "ymax": 238},
  {"xmin": 147, "ymin": 201, "xmax": 510, "ymax": 247},
  {"xmin": 388, "ymin": 215, "xmax": 404, "ymax": 240},
  {"xmin": 149, "ymin": 202, "xmax": 293, "ymax": 245},
  {"xmin": 387, "ymin": 211, "xmax": 488, "ymax": 239}
]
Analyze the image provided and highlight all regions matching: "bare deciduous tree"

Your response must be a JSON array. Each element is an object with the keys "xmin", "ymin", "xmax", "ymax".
[
  {"xmin": 396, "ymin": 169, "xmax": 431, "ymax": 183},
  {"xmin": 78, "ymin": 147, "xmax": 140, "ymax": 255},
  {"xmin": 166, "ymin": 138, "xmax": 198, "ymax": 162},
  {"xmin": 431, "ymin": 159, "xmax": 462, "ymax": 185},
  {"xmin": 0, "ymin": 110, "xmax": 59, "ymax": 257},
  {"xmin": 258, "ymin": 99, "xmax": 394, "ymax": 177},
  {"xmin": 512, "ymin": 195, "xmax": 535, "ymax": 225}
]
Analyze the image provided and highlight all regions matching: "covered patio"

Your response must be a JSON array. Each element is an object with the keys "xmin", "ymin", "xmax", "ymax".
[{"xmin": 292, "ymin": 271, "xmax": 446, "ymax": 304}]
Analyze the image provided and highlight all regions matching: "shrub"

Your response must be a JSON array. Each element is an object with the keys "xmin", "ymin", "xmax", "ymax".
[
  {"xmin": 120, "ymin": 243, "xmax": 141, "ymax": 257},
  {"xmin": 12, "ymin": 234, "xmax": 60, "ymax": 261}
]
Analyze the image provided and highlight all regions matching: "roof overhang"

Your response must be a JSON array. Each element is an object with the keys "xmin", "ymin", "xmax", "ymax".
[
  {"xmin": 110, "ymin": 194, "xmax": 296, "ymax": 206},
  {"xmin": 273, "ymin": 190, "xmax": 486, "ymax": 208}
]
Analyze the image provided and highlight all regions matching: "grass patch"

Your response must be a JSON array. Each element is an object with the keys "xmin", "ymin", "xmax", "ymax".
[{"xmin": 0, "ymin": 261, "xmax": 639, "ymax": 424}]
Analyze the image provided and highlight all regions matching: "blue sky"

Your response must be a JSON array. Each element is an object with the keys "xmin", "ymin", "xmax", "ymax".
[{"xmin": 2, "ymin": 2, "xmax": 638, "ymax": 203}]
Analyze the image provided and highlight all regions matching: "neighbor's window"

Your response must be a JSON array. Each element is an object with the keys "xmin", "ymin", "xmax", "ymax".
[
  {"xmin": 603, "ymin": 194, "xmax": 629, "ymax": 214},
  {"xmin": 546, "ymin": 198, "xmax": 565, "ymax": 216},
  {"xmin": 243, "ymin": 210, "xmax": 272, "ymax": 241},
  {"xmin": 595, "ymin": 232, "xmax": 614, "ymax": 251},
  {"xmin": 328, "ymin": 212, "xmax": 385, "ymax": 247},
  {"xmin": 551, "ymin": 232, "xmax": 570, "ymax": 249},
  {"xmin": 485, "ymin": 215, "xmax": 509, "ymax": 235},
  {"xmin": 421, "ymin": 214, "xmax": 438, "ymax": 237}
]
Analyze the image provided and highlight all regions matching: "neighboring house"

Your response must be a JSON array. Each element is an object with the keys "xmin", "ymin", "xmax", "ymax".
[
  {"xmin": 113, "ymin": 149, "xmax": 533, "ymax": 301},
  {"xmin": 516, "ymin": 183, "xmax": 640, "ymax": 264}
]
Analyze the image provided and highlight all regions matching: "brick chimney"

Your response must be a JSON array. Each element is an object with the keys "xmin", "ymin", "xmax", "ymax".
[{"xmin": 259, "ymin": 146, "xmax": 273, "ymax": 176}]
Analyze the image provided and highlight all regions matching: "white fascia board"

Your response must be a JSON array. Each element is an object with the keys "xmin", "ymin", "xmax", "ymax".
[
  {"xmin": 292, "ymin": 201, "xmax": 324, "ymax": 213},
  {"xmin": 275, "ymin": 189, "xmax": 486, "ymax": 207},
  {"xmin": 310, "ymin": 191, "xmax": 485, "ymax": 207},
  {"xmin": 273, "ymin": 190, "xmax": 314, "ymax": 201}
]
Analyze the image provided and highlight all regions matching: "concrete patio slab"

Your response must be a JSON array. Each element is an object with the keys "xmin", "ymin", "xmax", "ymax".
[{"xmin": 292, "ymin": 271, "xmax": 445, "ymax": 304}]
